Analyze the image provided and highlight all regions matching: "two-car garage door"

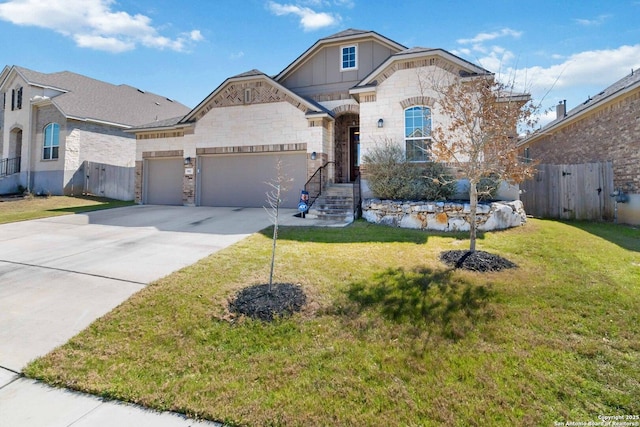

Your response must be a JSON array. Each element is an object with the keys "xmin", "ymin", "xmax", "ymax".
[{"xmin": 199, "ymin": 152, "xmax": 306, "ymax": 208}]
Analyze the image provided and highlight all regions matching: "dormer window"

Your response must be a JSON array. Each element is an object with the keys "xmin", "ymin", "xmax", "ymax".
[{"xmin": 341, "ymin": 45, "xmax": 357, "ymax": 71}]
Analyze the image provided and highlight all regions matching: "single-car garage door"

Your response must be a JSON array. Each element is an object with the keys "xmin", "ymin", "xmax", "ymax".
[
  {"xmin": 199, "ymin": 152, "xmax": 306, "ymax": 208},
  {"xmin": 145, "ymin": 158, "xmax": 183, "ymax": 205}
]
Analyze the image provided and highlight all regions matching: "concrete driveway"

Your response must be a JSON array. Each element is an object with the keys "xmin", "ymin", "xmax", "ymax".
[
  {"xmin": 0, "ymin": 204, "xmax": 339, "ymax": 426},
  {"xmin": 0, "ymin": 205, "xmax": 295, "ymax": 373}
]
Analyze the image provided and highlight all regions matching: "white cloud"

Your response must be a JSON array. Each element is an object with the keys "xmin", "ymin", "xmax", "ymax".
[
  {"xmin": 189, "ymin": 30, "xmax": 204, "ymax": 42},
  {"xmin": 507, "ymin": 44, "xmax": 640, "ymax": 95},
  {"xmin": 0, "ymin": 0, "xmax": 203, "ymax": 53},
  {"xmin": 267, "ymin": 1, "xmax": 340, "ymax": 31},
  {"xmin": 230, "ymin": 51, "xmax": 245, "ymax": 60},
  {"xmin": 494, "ymin": 44, "xmax": 640, "ymax": 127},
  {"xmin": 73, "ymin": 34, "xmax": 134, "ymax": 53},
  {"xmin": 574, "ymin": 14, "xmax": 611, "ymax": 26},
  {"xmin": 333, "ymin": 0, "xmax": 355, "ymax": 8},
  {"xmin": 457, "ymin": 28, "xmax": 522, "ymax": 45},
  {"xmin": 454, "ymin": 28, "xmax": 523, "ymax": 74},
  {"xmin": 477, "ymin": 47, "xmax": 515, "ymax": 73}
]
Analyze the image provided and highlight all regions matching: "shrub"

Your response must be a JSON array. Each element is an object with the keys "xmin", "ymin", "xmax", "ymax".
[
  {"xmin": 476, "ymin": 174, "xmax": 500, "ymax": 201},
  {"xmin": 363, "ymin": 141, "xmax": 456, "ymax": 201}
]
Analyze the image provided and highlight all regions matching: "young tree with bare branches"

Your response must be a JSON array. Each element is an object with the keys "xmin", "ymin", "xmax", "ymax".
[
  {"xmin": 264, "ymin": 158, "xmax": 293, "ymax": 293},
  {"xmin": 429, "ymin": 72, "xmax": 538, "ymax": 252}
]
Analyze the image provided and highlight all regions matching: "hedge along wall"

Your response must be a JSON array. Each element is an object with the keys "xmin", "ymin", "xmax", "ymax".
[{"xmin": 362, "ymin": 199, "xmax": 527, "ymax": 232}]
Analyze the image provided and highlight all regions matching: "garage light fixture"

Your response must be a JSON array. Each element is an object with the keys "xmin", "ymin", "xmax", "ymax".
[
  {"xmin": 310, "ymin": 152, "xmax": 317, "ymax": 160},
  {"xmin": 184, "ymin": 157, "xmax": 191, "ymax": 165},
  {"xmin": 377, "ymin": 118, "xmax": 384, "ymax": 128}
]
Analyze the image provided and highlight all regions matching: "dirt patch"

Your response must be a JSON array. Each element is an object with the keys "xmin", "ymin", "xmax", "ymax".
[
  {"xmin": 229, "ymin": 283, "xmax": 307, "ymax": 321},
  {"xmin": 440, "ymin": 250, "xmax": 517, "ymax": 272}
]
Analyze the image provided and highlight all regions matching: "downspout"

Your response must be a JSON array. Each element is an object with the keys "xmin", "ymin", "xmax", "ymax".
[{"xmin": 25, "ymin": 101, "xmax": 34, "ymax": 192}]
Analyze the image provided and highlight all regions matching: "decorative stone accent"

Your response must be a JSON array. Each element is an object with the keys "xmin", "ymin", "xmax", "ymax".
[
  {"xmin": 183, "ymin": 158, "xmax": 195, "ymax": 206},
  {"xmin": 134, "ymin": 161, "xmax": 143, "ymax": 204},
  {"xmin": 362, "ymin": 199, "xmax": 527, "ymax": 232}
]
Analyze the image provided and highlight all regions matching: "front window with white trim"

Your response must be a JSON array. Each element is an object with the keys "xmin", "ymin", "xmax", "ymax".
[
  {"xmin": 341, "ymin": 45, "xmax": 357, "ymax": 71},
  {"xmin": 405, "ymin": 106, "xmax": 432, "ymax": 162}
]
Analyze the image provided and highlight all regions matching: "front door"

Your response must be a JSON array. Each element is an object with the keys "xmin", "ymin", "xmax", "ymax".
[{"xmin": 349, "ymin": 126, "xmax": 360, "ymax": 181}]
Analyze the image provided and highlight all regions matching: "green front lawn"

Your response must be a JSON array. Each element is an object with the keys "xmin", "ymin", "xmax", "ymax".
[
  {"xmin": 0, "ymin": 195, "xmax": 134, "ymax": 224},
  {"xmin": 25, "ymin": 219, "xmax": 640, "ymax": 426}
]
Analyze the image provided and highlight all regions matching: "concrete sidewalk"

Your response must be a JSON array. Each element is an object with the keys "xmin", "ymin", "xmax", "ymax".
[
  {"xmin": 0, "ymin": 205, "xmax": 350, "ymax": 426},
  {"xmin": 0, "ymin": 375, "xmax": 220, "ymax": 427}
]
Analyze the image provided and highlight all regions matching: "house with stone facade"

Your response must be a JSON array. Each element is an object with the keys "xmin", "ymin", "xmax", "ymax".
[
  {"xmin": 0, "ymin": 65, "xmax": 190, "ymax": 197},
  {"xmin": 131, "ymin": 29, "xmax": 500, "ymax": 210},
  {"xmin": 518, "ymin": 69, "xmax": 640, "ymax": 224}
]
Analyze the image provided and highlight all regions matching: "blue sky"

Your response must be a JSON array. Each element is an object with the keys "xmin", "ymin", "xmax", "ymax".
[{"xmin": 1, "ymin": 0, "xmax": 639, "ymax": 126}]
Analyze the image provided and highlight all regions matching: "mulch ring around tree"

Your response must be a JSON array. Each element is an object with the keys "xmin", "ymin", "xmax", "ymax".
[
  {"xmin": 440, "ymin": 250, "xmax": 517, "ymax": 272},
  {"xmin": 228, "ymin": 283, "xmax": 307, "ymax": 322}
]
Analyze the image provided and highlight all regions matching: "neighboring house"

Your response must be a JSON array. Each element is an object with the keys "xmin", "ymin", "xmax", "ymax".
[
  {"xmin": 518, "ymin": 69, "xmax": 640, "ymax": 225},
  {"xmin": 0, "ymin": 66, "xmax": 191, "ymax": 197},
  {"xmin": 130, "ymin": 29, "xmax": 494, "ymax": 208}
]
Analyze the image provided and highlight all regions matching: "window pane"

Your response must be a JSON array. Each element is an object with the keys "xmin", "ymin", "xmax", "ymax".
[
  {"xmin": 405, "ymin": 106, "xmax": 431, "ymax": 138},
  {"xmin": 43, "ymin": 123, "xmax": 60, "ymax": 159},
  {"xmin": 342, "ymin": 46, "xmax": 356, "ymax": 69},
  {"xmin": 52, "ymin": 123, "xmax": 60, "ymax": 147},
  {"xmin": 406, "ymin": 139, "xmax": 430, "ymax": 162},
  {"xmin": 44, "ymin": 126, "xmax": 51, "ymax": 148}
]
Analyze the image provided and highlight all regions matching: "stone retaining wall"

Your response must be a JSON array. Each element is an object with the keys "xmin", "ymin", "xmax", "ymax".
[{"xmin": 362, "ymin": 199, "xmax": 527, "ymax": 232}]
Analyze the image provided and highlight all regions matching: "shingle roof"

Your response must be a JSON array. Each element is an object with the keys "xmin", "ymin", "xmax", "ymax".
[
  {"xmin": 230, "ymin": 69, "xmax": 265, "ymax": 79},
  {"xmin": 320, "ymin": 28, "xmax": 370, "ymax": 40},
  {"xmin": 536, "ymin": 68, "xmax": 640, "ymax": 132},
  {"xmin": 11, "ymin": 66, "xmax": 191, "ymax": 128},
  {"xmin": 131, "ymin": 115, "xmax": 186, "ymax": 130}
]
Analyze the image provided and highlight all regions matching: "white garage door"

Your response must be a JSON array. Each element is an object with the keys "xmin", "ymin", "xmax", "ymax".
[
  {"xmin": 145, "ymin": 158, "xmax": 183, "ymax": 205},
  {"xmin": 199, "ymin": 152, "xmax": 306, "ymax": 208}
]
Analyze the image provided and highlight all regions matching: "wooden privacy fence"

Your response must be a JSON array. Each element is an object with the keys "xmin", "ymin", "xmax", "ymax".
[
  {"xmin": 520, "ymin": 162, "xmax": 614, "ymax": 221},
  {"xmin": 83, "ymin": 161, "xmax": 135, "ymax": 201}
]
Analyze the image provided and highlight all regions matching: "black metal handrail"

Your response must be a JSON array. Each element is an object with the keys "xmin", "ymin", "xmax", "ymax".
[
  {"xmin": 304, "ymin": 161, "xmax": 335, "ymax": 207},
  {"xmin": 0, "ymin": 157, "xmax": 20, "ymax": 178},
  {"xmin": 353, "ymin": 173, "xmax": 362, "ymax": 219}
]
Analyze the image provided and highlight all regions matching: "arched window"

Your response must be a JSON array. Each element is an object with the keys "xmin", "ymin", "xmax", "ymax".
[
  {"xmin": 43, "ymin": 123, "xmax": 60, "ymax": 160},
  {"xmin": 405, "ymin": 106, "xmax": 431, "ymax": 162}
]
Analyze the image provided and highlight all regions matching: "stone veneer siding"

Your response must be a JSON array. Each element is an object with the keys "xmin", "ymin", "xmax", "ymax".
[{"xmin": 362, "ymin": 199, "xmax": 527, "ymax": 232}]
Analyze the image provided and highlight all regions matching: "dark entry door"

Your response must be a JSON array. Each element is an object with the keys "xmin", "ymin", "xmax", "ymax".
[{"xmin": 349, "ymin": 127, "xmax": 360, "ymax": 181}]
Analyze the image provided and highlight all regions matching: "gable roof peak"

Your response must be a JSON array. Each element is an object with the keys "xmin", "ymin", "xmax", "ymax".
[
  {"xmin": 398, "ymin": 46, "xmax": 435, "ymax": 54},
  {"xmin": 321, "ymin": 28, "xmax": 371, "ymax": 40},
  {"xmin": 230, "ymin": 69, "xmax": 267, "ymax": 79}
]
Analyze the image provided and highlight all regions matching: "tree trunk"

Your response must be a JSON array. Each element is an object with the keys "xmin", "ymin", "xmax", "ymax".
[
  {"xmin": 268, "ymin": 185, "xmax": 281, "ymax": 294},
  {"xmin": 469, "ymin": 180, "xmax": 478, "ymax": 252}
]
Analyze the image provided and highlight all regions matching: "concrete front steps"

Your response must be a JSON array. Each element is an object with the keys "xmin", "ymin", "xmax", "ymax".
[{"xmin": 307, "ymin": 183, "xmax": 357, "ymax": 223}]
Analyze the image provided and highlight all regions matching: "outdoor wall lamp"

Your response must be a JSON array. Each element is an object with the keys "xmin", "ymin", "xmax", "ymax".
[
  {"xmin": 310, "ymin": 152, "xmax": 317, "ymax": 160},
  {"xmin": 184, "ymin": 157, "xmax": 191, "ymax": 165},
  {"xmin": 377, "ymin": 118, "xmax": 384, "ymax": 128}
]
